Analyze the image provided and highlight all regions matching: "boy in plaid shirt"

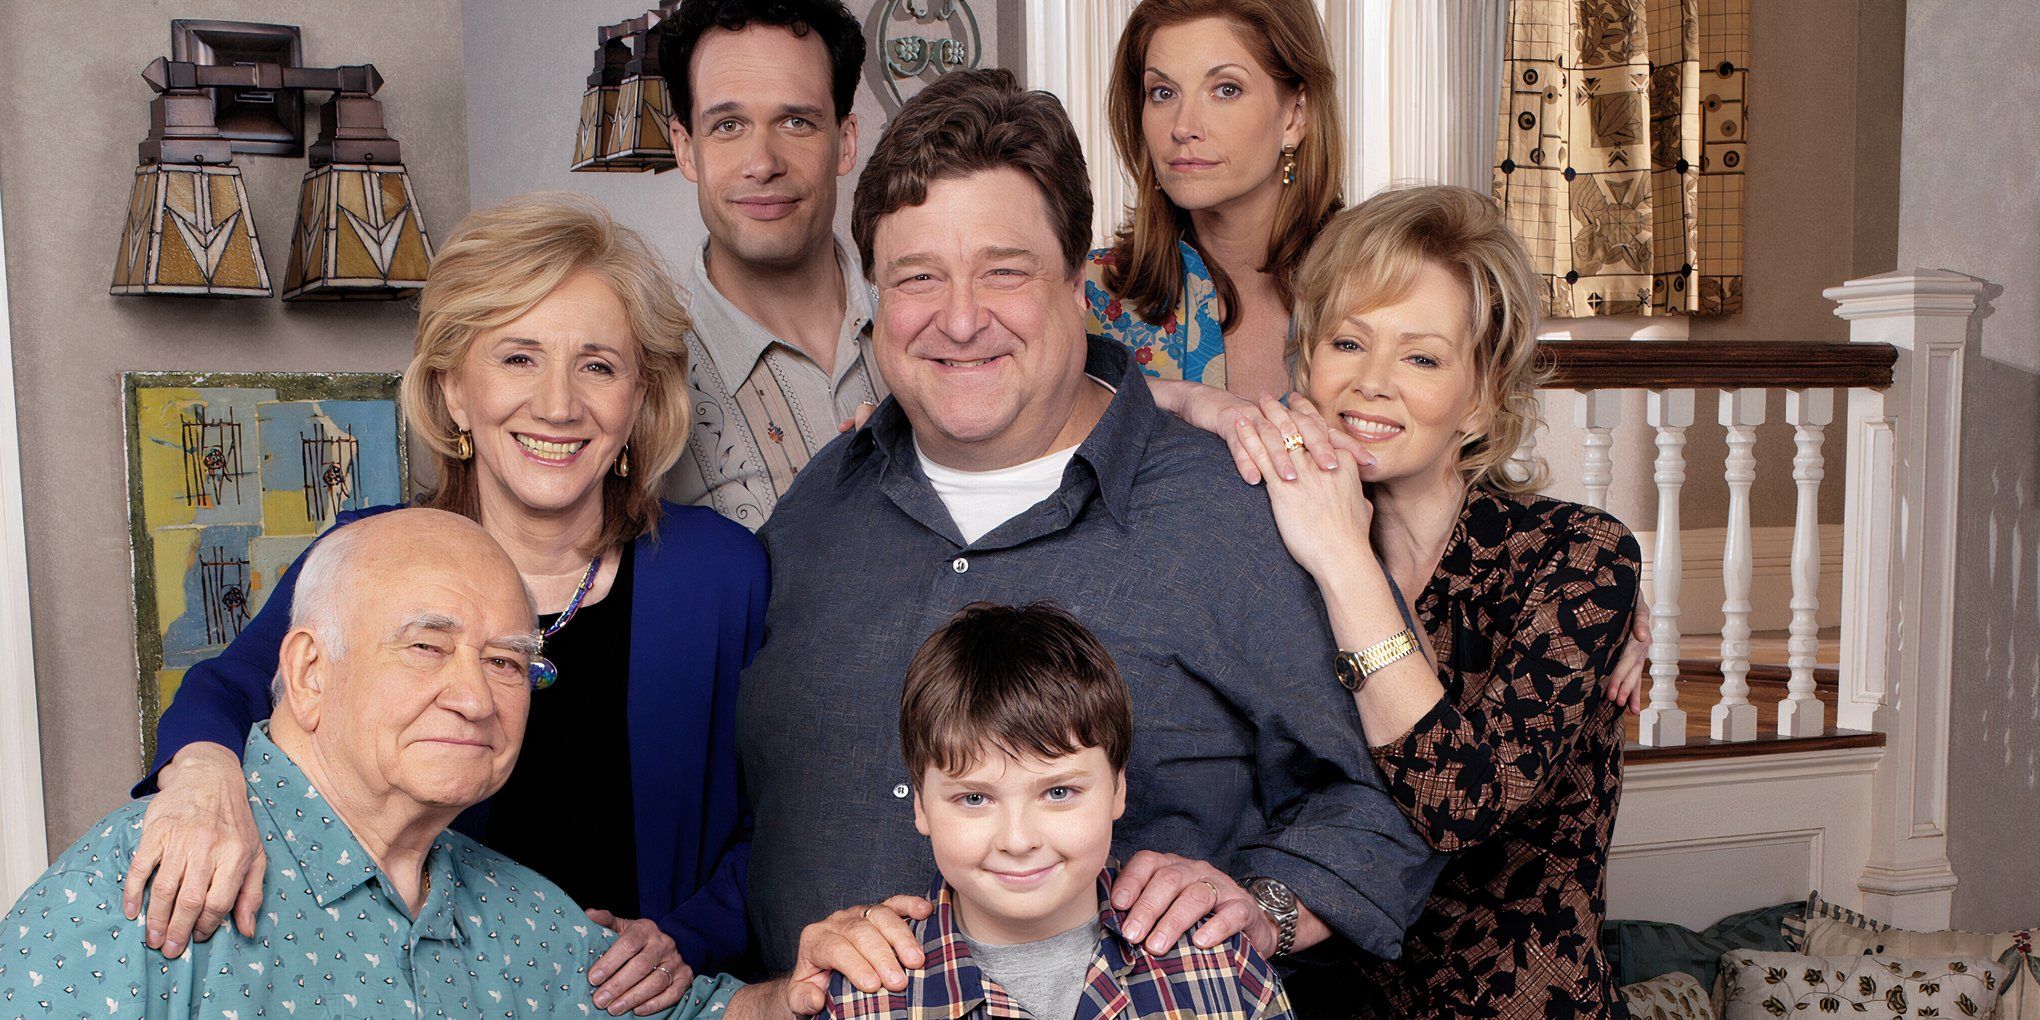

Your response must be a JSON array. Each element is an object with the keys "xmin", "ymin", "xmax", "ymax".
[{"xmin": 822, "ymin": 601, "xmax": 1294, "ymax": 1020}]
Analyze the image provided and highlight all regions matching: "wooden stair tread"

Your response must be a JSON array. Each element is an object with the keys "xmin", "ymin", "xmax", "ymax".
[
  {"xmin": 1627, "ymin": 728, "xmax": 1883, "ymax": 765},
  {"xmin": 1621, "ymin": 665, "xmax": 1878, "ymax": 761},
  {"xmin": 1677, "ymin": 659, "xmax": 1840, "ymax": 688}
]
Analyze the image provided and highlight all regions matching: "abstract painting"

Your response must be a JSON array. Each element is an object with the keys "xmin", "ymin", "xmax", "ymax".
[{"xmin": 123, "ymin": 372, "xmax": 407, "ymax": 767}]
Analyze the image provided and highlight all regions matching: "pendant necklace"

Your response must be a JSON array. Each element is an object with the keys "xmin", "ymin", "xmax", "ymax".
[{"xmin": 529, "ymin": 553, "xmax": 603, "ymax": 691}]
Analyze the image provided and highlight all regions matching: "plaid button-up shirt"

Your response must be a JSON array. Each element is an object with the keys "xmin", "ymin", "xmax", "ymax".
[{"xmin": 821, "ymin": 869, "xmax": 1293, "ymax": 1020}]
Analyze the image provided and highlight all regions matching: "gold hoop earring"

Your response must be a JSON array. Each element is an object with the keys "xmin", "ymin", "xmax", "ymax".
[
  {"xmin": 1281, "ymin": 145, "xmax": 1297, "ymax": 187},
  {"xmin": 455, "ymin": 429, "xmax": 473, "ymax": 461},
  {"xmin": 614, "ymin": 445, "xmax": 630, "ymax": 478}
]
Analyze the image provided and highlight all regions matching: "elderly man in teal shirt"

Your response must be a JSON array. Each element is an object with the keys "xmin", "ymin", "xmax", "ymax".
[{"xmin": 0, "ymin": 509, "xmax": 779, "ymax": 1018}]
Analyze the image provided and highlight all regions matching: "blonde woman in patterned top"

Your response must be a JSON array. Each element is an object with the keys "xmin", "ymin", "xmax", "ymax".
[{"xmin": 1235, "ymin": 185, "xmax": 1643, "ymax": 1018}]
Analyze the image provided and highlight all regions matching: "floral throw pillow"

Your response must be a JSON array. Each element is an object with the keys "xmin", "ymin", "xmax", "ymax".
[
  {"xmin": 1621, "ymin": 970, "xmax": 1719, "ymax": 1020},
  {"xmin": 1718, "ymin": 950, "xmax": 2004, "ymax": 1019},
  {"xmin": 1790, "ymin": 890, "xmax": 2035, "ymax": 1020}
]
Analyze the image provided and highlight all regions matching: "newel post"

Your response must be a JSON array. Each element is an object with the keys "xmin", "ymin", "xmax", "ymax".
[{"xmin": 1824, "ymin": 269, "xmax": 1983, "ymax": 929}]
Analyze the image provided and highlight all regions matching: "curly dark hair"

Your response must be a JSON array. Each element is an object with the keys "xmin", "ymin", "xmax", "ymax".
[{"xmin": 658, "ymin": 0, "xmax": 866, "ymax": 132}]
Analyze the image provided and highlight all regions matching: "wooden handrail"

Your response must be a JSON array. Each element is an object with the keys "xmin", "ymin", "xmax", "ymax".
[{"xmin": 1539, "ymin": 340, "xmax": 1898, "ymax": 391}]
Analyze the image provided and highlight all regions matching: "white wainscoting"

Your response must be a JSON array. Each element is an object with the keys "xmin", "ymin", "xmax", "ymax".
[
  {"xmin": 1609, "ymin": 748, "xmax": 1880, "ymax": 929},
  {"xmin": 1635, "ymin": 525, "xmax": 1845, "ymax": 637},
  {"xmin": 0, "ymin": 178, "xmax": 49, "ymax": 902}
]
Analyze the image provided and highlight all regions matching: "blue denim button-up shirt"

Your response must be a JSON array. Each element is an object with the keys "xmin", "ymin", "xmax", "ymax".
[
  {"xmin": 739, "ymin": 336, "xmax": 1443, "ymax": 974},
  {"xmin": 0, "ymin": 725, "xmax": 741, "ymax": 1019}
]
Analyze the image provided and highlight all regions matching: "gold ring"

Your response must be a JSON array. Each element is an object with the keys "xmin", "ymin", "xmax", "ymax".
[
  {"xmin": 1197, "ymin": 879, "xmax": 1221, "ymax": 899},
  {"xmin": 1281, "ymin": 434, "xmax": 1307, "ymax": 453},
  {"xmin": 860, "ymin": 905, "xmax": 874, "ymax": 921}
]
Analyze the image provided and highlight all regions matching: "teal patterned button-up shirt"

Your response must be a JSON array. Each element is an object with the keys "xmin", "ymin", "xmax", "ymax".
[{"xmin": 0, "ymin": 725, "xmax": 741, "ymax": 1019}]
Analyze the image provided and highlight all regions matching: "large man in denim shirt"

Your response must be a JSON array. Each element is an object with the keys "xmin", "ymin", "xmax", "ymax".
[{"xmin": 739, "ymin": 69, "xmax": 1442, "ymax": 995}]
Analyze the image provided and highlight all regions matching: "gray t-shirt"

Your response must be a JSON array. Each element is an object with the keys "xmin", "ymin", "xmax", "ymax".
[{"xmin": 962, "ymin": 917, "xmax": 1104, "ymax": 1020}]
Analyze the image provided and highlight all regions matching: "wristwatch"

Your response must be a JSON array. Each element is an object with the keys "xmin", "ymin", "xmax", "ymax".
[
  {"xmin": 1334, "ymin": 628, "xmax": 1420, "ymax": 691},
  {"xmin": 1242, "ymin": 876, "xmax": 1299, "ymax": 957}
]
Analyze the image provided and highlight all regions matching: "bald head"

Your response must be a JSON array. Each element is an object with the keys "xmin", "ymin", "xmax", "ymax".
[
  {"xmin": 268, "ymin": 508, "xmax": 545, "ymax": 823},
  {"xmin": 277, "ymin": 509, "xmax": 535, "ymax": 696}
]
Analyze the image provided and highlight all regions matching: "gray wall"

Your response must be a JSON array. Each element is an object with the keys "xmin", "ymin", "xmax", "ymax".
[
  {"xmin": 1897, "ymin": 0, "xmax": 2040, "ymax": 931},
  {"xmin": 462, "ymin": 0, "xmax": 1017, "ymax": 277},
  {"xmin": 0, "ymin": 0, "xmax": 469, "ymax": 851}
]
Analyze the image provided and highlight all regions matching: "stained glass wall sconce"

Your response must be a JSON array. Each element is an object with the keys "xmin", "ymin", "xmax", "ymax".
[
  {"xmin": 112, "ymin": 22, "xmax": 433, "ymax": 301},
  {"xmin": 572, "ymin": 6, "xmax": 679, "ymax": 173}
]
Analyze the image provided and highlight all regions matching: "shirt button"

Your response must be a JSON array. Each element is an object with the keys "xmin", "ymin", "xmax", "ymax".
[
  {"xmin": 893, "ymin": 783, "xmax": 910, "ymax": 798},
  {"xmin": 951, "ymin": 557, "xmax": 968, "ymax": 574}
]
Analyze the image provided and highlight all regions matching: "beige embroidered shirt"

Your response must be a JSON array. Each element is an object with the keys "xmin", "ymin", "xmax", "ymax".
[{"xmin": 666, "ymin": 237, "xmax": 887, "ymax": 530}]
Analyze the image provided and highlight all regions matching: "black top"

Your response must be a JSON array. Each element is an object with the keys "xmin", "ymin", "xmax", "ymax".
[
  {"xmin": 483, "ymin": 543, "xmax": 640, "ymax": 916},
  {"xmin": 1363, "ymin": 489, "xmax": 1639, "ymax": 1018}
]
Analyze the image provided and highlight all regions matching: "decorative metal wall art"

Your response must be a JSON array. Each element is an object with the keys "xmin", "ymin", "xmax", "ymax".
[
  {"xmin": 124, "ymin": 372, "xmax": 407, "ymax": 769},
  {"xmin": 113, "ymin": 22, "xmax": 434, "ymax": 300},
  {"xmin": 874, "ymin": 0, "xmax": 984, "ymax": 111}
]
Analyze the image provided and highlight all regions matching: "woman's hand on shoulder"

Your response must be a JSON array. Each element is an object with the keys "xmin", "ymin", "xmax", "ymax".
[
  {"xmin": 1152, "ymin": 381, "xmax": 1372, "ymax": 485},
  {"xmin": 585, "ymin": 909, "xmax": 691, "ymax": 1016},
  {"xmin": 122, "ymin": 741, "xmax": 266, "ymax": 958},
  {"xmin": 1601, "ymin": 591, "xmax": 1653, "ymax": 714},
  {"xmin": 836, "ymin": 400, "xmax": 879, "ymax": 435},
  {"xmin": 1234, "ymin": 395, "xmax": 1378, "ymax": 580},
  {"xmin": 1110, "ymin": 851, "xmax": 1274, "ymax": 957}
]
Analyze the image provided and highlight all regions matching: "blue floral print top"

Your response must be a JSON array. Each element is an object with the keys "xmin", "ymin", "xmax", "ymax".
[{"xmin": 1084, "ymin": 240, "xmax": 1226, "ymax": 386}]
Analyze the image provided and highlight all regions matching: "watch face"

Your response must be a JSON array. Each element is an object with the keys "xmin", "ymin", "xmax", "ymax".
[
  {"xmin": 1334, "ymin": 654, "xmax": 1362, "ymax": 691},
  {"xmin": 1251, "ymin": 877, "xmax": 1296, "ymax": 913}
]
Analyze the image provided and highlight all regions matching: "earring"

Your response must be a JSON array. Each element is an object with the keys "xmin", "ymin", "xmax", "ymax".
[
  {"xmin": 614, "ymin": 445, "xmax": 630, "ymax": 478},
  {"xmin": 455, "ymin": 429, "xmax": 473, "ymax": 461},
  {"xmin": 1281, "ymin": 145, "xmax": 1297, "ymax": 187}
]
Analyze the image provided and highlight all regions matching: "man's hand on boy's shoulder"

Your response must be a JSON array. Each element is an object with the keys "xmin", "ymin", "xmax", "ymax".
[
  {"xmin": 1110, "ymin": 851, "xmax": 1275, "ymax": 958},
  {"xmin": 783, "ymin": 894, "xmax": 934, "ymax": 1016}
]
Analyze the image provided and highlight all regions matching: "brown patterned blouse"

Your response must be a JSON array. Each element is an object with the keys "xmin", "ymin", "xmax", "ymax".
[{"xmin": 1361, "ymin": 488, "xmax": 1640, "ymax": 1018}]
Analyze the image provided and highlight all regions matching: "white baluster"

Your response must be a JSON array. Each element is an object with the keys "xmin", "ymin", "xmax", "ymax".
[
  {"xmin": 1712, "ymin": 389, "xmax": 1765, "ymax": 742},
  {"xmin": 1575, "ymin": 390, "xmax": 1622, "ymax": 509},
  {"xmin": 1639, "ymin": 390, "xmax": 1694, "ymax": 746},
  {"xmin": 1777, "ymin": 388, "xmax": 1834, "ymax": 737}
]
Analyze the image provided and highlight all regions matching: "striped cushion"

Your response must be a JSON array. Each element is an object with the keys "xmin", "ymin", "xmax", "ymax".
[{"xmin": 1782, "ymin": 890, "xmax": 1890, "ymax": 950}]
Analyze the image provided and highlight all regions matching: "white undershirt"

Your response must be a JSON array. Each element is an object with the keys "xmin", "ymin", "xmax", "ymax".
[{"xmin": 916, "ymin": 439, "xmax": 1080, "ymax": 544}]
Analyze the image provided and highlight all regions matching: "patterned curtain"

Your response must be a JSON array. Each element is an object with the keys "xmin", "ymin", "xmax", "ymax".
[{"xmin": 1493, "ymin": 0, "xmax": 1748, "ymax": 317}]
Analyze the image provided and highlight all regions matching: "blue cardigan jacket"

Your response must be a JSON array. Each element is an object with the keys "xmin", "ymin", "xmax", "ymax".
[{"xmin": 140, "ymin": 502, "xmax": 768, "ymax": 973}]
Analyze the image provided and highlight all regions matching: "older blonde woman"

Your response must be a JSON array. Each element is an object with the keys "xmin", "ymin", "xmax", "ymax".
[
  {"xmin": 125, "ymin": 193, "xmax": 766, "ymax": 1017},
  {"xmin": 1238, "ymin": 186, "xmax": 1641, "ymax": 1018}
]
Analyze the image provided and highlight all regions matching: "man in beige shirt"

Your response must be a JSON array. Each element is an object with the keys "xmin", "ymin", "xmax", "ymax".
[{"xmin": 659, "ymin": 0, "xmax": 888, "ymax": 528}]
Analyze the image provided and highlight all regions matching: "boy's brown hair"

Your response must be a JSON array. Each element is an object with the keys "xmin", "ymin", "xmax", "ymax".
[
  {"xmin": 900, "ymin": 601, "xmax": 1132, "ymax": 785},
  {"xmin": 850, "ymin": 68, "xmax": 1093, "ymax": 280}
]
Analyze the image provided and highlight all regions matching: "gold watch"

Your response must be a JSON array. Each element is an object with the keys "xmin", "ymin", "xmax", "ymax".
[{"xmin": 1334, "ymin": 629, "xmax": 1419, "ymax": 691}]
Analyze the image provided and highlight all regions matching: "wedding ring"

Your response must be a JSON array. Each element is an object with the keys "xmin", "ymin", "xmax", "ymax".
[
  {"xmin": 1197, "ymin": 879, "xmax": 1221, "ymax": 900},
  {"xmin": 1281, "ymin": 434, "xmax": 1307, "ymax": 452},
  {"xmin": 655, "ymin": 964, "xmax": 672, "ymax": 976},
  {"xmin": 860, "ymin": 905, "xmax": 874, "ymax": 921}
]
